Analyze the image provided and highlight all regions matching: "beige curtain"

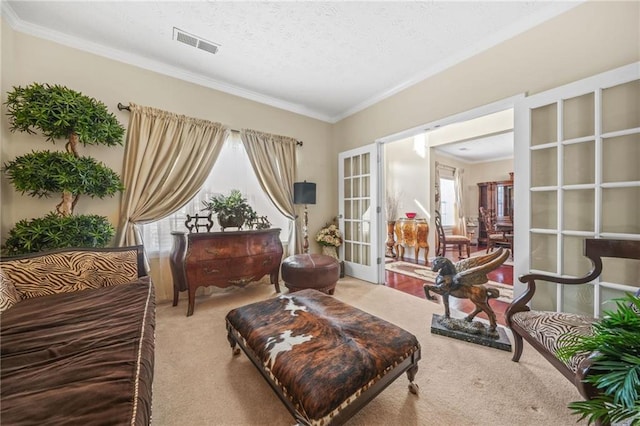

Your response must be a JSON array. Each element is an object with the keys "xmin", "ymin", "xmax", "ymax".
[
  {"xmin": 453, "ymin": 168, "xmax": 467, "ymax": 236},
  {"xmin": 116, "ymin": 103, "xmax": 228, "ymax": 247},
  {"xmin": 240, "ymin": 129, "xmax": 298, "ymax": 255},
  {"xmin": 435, "ymin": 161, "xmax": 466, "ymax": 236}
]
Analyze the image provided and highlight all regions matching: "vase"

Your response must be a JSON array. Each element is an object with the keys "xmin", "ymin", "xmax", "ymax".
[
  {"xmin": 386, "ymin": 220, "xmax": 396, "ymax": 257},
  {"xmin": 217, "ymin": 214, "xmax": 244, "ymax": 231},
  {"xmin": 322, "ymin": 245, "xmax": 338, "ymax": 259},
  {"xmin": 322, "ymin": 245, "xmax": 345, "ymax": 278}
]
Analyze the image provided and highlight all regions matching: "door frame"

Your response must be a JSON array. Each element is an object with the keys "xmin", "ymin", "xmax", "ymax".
[{"xmin": 376, "ymin": 94, "xmax": 525, "ymax": 280}]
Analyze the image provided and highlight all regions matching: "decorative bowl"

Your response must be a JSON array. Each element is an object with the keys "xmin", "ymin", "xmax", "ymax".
[{"xmin": 405, "ymin": 212, "xmax": 417, "ymax": 219}]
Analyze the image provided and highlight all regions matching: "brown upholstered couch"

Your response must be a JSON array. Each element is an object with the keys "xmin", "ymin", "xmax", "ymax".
[{"xmin": 0, "ymin": 246, "xmax": 155, "ymax": 425}]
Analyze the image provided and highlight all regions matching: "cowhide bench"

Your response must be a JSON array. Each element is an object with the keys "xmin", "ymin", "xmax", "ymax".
[{"xmin": 226, "ymin": 289, "xmax": 421, "ymax": 426}]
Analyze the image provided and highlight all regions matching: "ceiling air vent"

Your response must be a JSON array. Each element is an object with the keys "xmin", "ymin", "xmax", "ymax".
[{"xmin": 173, "ymin": 27, "xmax": 220, "ymax": 54}]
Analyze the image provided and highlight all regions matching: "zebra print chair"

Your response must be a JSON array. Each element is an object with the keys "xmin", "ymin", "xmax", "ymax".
[{"xmin": 505, "ymin": 239, "xmax": 640, "ymax": 401}]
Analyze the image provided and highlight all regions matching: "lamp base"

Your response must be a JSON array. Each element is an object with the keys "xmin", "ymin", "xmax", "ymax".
[{"xmin": 303, "ymin": 205, "xmax": 309, "ymax": 254}]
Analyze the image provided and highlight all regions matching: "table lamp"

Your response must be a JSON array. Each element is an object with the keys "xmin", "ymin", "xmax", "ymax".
[{"xmin": 294, "ymin": 181, "xmax": 316, "ymax": 253}]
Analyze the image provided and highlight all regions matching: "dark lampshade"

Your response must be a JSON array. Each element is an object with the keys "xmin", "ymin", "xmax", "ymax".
[{"xmin": 293, "ymin": 182, "xmax": 316, "ymax": 205}]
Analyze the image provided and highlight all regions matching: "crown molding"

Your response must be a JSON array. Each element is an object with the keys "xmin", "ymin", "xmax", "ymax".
[{"xmin": 1, "ymin": 2, "xmax": 333, "ymax": 123}]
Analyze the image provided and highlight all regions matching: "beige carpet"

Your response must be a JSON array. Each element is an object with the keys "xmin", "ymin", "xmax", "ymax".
[
  {"xmin": 153, "ymin": 278, "xmax": 585, "ymax": 425},
  {"xmin": 385, "ymin": 260, "xmax": 514, "ymax": 303}
]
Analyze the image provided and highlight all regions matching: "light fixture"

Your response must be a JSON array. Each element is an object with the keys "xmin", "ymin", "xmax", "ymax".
[{"xmin": 293, "ymin": 181, "xmax": 316, "ymax": 254}]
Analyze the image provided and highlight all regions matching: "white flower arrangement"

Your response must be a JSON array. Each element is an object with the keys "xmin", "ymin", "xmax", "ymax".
[{"xmin": 315, "ymin": 224, "xmax": 343, "ymax": 247}]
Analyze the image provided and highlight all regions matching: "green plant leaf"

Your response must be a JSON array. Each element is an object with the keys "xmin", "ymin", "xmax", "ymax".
[
  {"xmin": 1, "ymin": 213, "xmax": 115, "ymax": 255},
  {"xmin": 5, "ymin": 83, "xmax": 124, "ymax": 146},
  {"xmin": 557, "ymin": 293, "xmax": 640, "ymax": 425},
  {"xmin": 3, "ymin": 151, "xmax": 124, "ymax": 198}
]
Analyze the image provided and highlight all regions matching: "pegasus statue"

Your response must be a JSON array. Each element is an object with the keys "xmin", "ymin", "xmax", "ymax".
[{"xmin": 424, "ymin": 248, "xmax": 510, "ymax": 332}]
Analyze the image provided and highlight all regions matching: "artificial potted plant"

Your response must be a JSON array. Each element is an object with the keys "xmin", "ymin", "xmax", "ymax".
[
  {"xmin": 202, "ymin": 189, "xmax": 258, "ymax": 231},
  {"xmin": 2, "ymin": 83, "xmax": 125, "ymax": 255},
  {"xmin": 557, "ymin": 292, "xmax": 640, "ymax": 426}
]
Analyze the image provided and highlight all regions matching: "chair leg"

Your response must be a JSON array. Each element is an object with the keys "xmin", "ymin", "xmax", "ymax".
[
  {"xmin": 466, "ymin": 243, "xmax": 470, "ymax": 258},
  {"xmin": 511, "ymin": 331, "xmax": 523, "ymax": 362}
]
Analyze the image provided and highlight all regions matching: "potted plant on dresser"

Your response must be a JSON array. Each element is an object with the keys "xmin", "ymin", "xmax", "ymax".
[
  {"xmin": 201, "ymin": 189, "xmax": 258, "ymax": 231},
  {"xmin": 2, "ymin": 83, "xmax": 125, "ymax": 255}
]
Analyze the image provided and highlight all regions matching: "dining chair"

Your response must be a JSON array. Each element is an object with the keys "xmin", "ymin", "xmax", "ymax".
[
  {"xmin": 434, "ymin": 210, "xmax": 471, "ymax": 259},
  {"xmin": 480, "ymin": 207, "xmax": 512, "ymax": 254}
]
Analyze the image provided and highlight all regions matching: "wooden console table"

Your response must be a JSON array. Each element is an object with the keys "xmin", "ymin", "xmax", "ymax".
[
  {"xmin": 170, "ymin": 228, "xmax": 283, "ymax": 316},
  {"xmin": 394, "ymin": 218, "xmax": 429, "ymax": 263}
]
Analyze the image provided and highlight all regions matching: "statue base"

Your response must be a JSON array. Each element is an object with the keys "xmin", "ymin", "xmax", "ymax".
[{"xmin": 430, "ymin": 314, "xmax": 512, "ymax": 352}]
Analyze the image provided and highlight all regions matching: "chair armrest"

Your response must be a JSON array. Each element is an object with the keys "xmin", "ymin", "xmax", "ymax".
[
  {"xmin": 506, "ymin": 239, "xmax": 638, "ymax": 327},
  {"xmin": 505, "ymin": 260, "xmax": 602, "ymax": 328}
]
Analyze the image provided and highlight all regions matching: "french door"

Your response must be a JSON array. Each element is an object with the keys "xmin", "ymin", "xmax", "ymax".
[
  {"xmin": 338, "ymin": 144, "xmax": 379, "ymax": 283},
  {"xmin": 515, "ymin": 62, "xmax": 639, "ymax": 317}
]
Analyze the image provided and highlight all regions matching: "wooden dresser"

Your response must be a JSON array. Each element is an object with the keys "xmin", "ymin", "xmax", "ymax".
[
  {"xmin": 394, "ymin": 218, "xmax": 429, "ymax": 263},
  {"xmin": 170, "ymin": 228, "xmax": 283, "ymax": 316}
]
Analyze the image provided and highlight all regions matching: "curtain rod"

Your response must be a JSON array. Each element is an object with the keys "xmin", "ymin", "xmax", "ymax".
[{"xmin": 117, "ymin": 102, "xmax": 303, "ymax": 146}]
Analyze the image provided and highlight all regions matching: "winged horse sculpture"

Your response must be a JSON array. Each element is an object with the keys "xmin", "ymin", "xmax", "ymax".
[{"xmin": 424, "ymin": 248, "xmax": 510, "ymax": 332}]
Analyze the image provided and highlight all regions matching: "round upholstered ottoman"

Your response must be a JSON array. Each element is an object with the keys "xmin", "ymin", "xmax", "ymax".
[{"xmin": 281, "ymin": 254, "xmax": 340, "ymax": 295}]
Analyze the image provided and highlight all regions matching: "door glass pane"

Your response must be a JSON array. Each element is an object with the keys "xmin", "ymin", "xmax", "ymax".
[
  {"xmin": 344, "ymin": 221, "xmax": 352, "ymax": 240},
  {"xmin": 345, "ymin": 200, "xmax": 352, "ymax": 220},
  {"xmin": 531, "ymin": 280, "xmax": 557, "ymax": 311},
  {"xmin": 353, "ymin": 156, "xmax": 361, "ymax": 175},
  {"xmin": 530, "ymin": 233, "xmax": 557, "ymax": 273},
  {"xmin": 344, "ymin": 178, "xmax": 352, "ymax": 199},
  {"xmin": 361, "ymin": 153, "xmax": 370, "ymax": 174},
  {"xmin": 563, "ymin": 141, "xmax": 595, "ymax": 185},
  {"xmin": 362, "ymin": 200, "xmax": 371, "ymax": 243},
  {"xmin": 562, "ymin": 283, "xmax": 594, "ymax": 316},
  {"xmin": 343, "ymin": 157, "xmax": 352, "ymax": 178},
  {"xmin": 601, "ymin": 287, "xmax": 636, "ymax": 315},
  {"xmin": 562, "ymin": 236, "xmax": 591, "ymax": 276},
  {"xmin": 601, "ymin": 257, "xmax": 640, "ymax": 287},
  {"xmin": 563, "ymin": 189, "xmax": 594, "ymax": 232},
  {"xmin": 362, "ymin": 175, "xmax": 370, "ymax": 198},
  {"xmin": 602, "ymin": 187, "xmax": 640, "ymax": 234},
  {"xmin": 602, "ymin": 79, "xmax": 640, "ymax": 133},
  {"xmin": 344, "ymin": 242, "xmax": 352, "ymax": 262},
  {"xmin": 563, "ymin": 93, "xmax": 594, "ymax": 140},
  {"xmin": 531, "ymin": 103, "xmax": 557, "ymax": 146},
  {"xmin": 603, "ymin": 134, "xmax": 640, "ymax": 183},
  {"xmin": 362, "ymin": 244, "xmax": 370, "ymax": 266},
  {"xmin": 531, "ymin": 191, "xmax": 557, "ymax": 229},
  {"xmin": 531, "ymin": 147, "xmax": 557, "ymax": 187},
  {"xmin": 353, "ymin": 177, "xmax": 361, "ymax": 197}
]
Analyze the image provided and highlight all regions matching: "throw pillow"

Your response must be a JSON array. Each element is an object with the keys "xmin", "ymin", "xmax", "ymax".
[{"xmin": 0, "ymin": 270, "xmax": 21, "ymax": 312}]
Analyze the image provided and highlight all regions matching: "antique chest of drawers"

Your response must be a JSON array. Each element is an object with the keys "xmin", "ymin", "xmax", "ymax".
[{"xmin": 170, "ymin": 228, "xmax": 283, "ymax": 316}]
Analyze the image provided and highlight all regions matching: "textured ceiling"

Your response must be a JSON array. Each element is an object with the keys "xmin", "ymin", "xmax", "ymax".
[
  {"xmin": 434, "ymin": 132, "xmax": 514, "ymax": 163},
  {"xmin": 3, "ymin": 1, "xmax": 578, "ymax": 122}
]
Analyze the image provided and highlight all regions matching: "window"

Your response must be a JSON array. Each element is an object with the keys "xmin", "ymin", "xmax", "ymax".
[
  {"xmin": 439, "ymin": 177, "xmax": 456, "ymax": 227},
  {"xmin": 141, "ymin": 134, "xmax": 291, "ymax": 254}
]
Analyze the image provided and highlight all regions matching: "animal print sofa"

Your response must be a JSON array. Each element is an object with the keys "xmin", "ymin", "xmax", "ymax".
[{"xmin": 0, "ymin": 246, "xmax": 155, "ymax": 425}]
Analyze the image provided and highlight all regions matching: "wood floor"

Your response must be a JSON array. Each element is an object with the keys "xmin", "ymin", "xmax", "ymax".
[{"xmin": 385, "ymin": 245, "xmax": 513, "ymax": 326}]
